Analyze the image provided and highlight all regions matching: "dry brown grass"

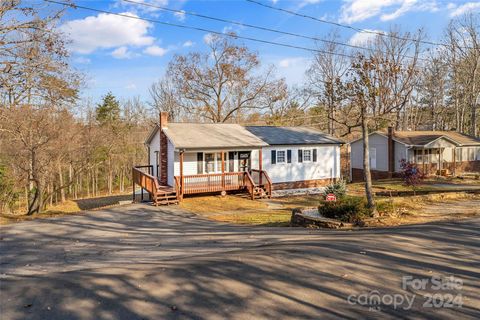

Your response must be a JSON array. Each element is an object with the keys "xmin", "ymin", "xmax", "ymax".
[
  {"xmin": 180, "ymin": 195, "xmax": 296, "ymax": 226},
  {"xmin": 180, "ymin": 192, "xmax": 480, "ymax": 227},
  {"xmin": 0, "ymin": 193, "xmax": 132, "ymax": 225},
  {"xmin": 348, "ymin": 177, "xmax": 480, "ymax": 196}
]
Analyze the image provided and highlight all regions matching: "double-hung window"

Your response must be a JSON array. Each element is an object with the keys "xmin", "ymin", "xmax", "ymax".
[
  {"xmin": 303, "ymin": 149, "xmax": 311, "ymax": 162},
  {"xmin": 277, "ymin": 150, "xmax": 286, "ymax": 163}
]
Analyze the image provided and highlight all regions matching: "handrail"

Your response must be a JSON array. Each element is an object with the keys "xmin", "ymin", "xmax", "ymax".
[
  {"xmin": 132, "ymin": 166, "xmax": 160, "ymax": 195},
  {"xmin": 244, "ymin": 171, "xmax": 256, "ymax": 200},
  {"xmin": 250, "ymin": 169, "xmax": 272, "ymax": 198},
  {"xmin": 174, "ymin": 176, "xmax": 182, "ymax": 200},
  {"xmin": 134, "ymin": 165, "xmax": 154, "ymax": 176}
]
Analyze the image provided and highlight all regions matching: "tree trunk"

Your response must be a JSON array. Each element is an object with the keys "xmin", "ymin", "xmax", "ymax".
[
  {"xmin": 58, "ymin": 162, "xmax": 66, "ymax": 203},
  {"xmin": 361, "ymin": 114, "xmax": 378, "ymax": 217},
  {"xmin": 68, "ymin": 164, "xmax": 73, "ymax": 196}
]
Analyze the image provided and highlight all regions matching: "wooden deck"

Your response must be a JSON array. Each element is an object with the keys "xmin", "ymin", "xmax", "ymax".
[{"xmin": 132, "ymin": 165, "xmax": 272, "ymax": 205}]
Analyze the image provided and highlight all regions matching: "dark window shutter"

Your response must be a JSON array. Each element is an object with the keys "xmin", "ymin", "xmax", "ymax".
[
  {"xmin": 197, "ymin": 153, "xmax": 203, "ymax": 174},
  {"xmin": 313, "ymin": 149, "xmax": 317, "ymax": 162},
  {"xmin": 287, "ymin": 150, "xmax": 292, "ymax": 163},
  {"xmin": 271, "ymin": 150, "xmax": 276, "ymax": 164},
  {"xmin": 298, "ymin": 149, "xmax": 303, "ymax": 163}
]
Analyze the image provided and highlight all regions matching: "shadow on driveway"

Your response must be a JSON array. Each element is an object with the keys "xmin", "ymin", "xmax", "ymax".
[{"xmin": 1, "ymin": 204, "xmax": 479, "ymax": 319}]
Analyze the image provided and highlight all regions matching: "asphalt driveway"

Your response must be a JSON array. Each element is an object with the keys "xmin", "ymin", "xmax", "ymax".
[{"xmin": 1, "ymin": 204, "xmax": 479, "ymax": 319}]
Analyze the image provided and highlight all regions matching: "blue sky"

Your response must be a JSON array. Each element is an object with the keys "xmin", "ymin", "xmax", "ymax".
[{"xmin": 56, "ymin": 0, "xmax": 480, "ymax": 102}]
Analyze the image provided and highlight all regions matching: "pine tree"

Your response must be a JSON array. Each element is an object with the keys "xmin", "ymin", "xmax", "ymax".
[{"xmin": 96, "ymin": 92, "xmax": 120, "ymax": 125}]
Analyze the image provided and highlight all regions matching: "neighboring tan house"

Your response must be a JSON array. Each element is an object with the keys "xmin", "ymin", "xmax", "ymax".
[
  {"xmin": 350, "ymin": 128, "xmax": 480, "ymax": 182},
  {"xmin": 134, "ymin": 112, "xmax": 343, "ymax": 204}
]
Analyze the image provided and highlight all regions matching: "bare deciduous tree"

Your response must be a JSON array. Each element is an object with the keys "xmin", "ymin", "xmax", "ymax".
[{"xmin": 166, "ymin": 33, "xmax": 286, "ymax": 123}]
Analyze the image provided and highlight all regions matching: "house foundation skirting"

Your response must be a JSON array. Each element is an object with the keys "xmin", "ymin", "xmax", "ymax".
[{"xmin": 273, "ymin": 178, "xmax": 335, "ymax": 190}]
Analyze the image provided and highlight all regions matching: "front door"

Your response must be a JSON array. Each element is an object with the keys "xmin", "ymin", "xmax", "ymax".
[{"xmin": 238, "ymin": 151, "xmax": 251, "ymax": 172}]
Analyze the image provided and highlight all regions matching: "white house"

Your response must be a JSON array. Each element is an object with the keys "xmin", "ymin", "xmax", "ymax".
[
  {"xmin": 350, "ymin": 127, "xmax": 480, "ymax": 182},
  {"xmin": 139, "ymin": 112, "xmax": 343, "ymax": 202}
]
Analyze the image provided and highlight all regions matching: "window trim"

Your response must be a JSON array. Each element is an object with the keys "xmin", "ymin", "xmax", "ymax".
[
  {"xmin": 302, "ymin": 149, "xmax": 312, "ymax": 162},
  {"xmin": 276, "ymin": 150, "xmax": 287, "ymax": 164}
]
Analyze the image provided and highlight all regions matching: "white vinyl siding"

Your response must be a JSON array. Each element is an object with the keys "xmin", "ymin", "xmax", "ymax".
[
  {"xmin": 261, "ymin": 145, "xmax": 340, "ymax": 183},
  {"xmin": 350, "ymin": 133, "xmax": 388, "ymax": 171}
]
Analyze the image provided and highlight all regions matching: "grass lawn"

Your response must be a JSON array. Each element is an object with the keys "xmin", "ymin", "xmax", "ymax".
[
  {"xmin": 180, "ymin": 188, "xmax": 480, "ymax": 227},
  {"xmin": 348, "ymin": 177, "xmax": 480, "ymax": 196},
  {"xmin": 180, "ymin": 194, "xmax": 326, "ymax": 226}
]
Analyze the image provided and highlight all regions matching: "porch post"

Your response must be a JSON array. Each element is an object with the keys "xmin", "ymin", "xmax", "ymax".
[
  {"xmin": 180, "ymin": 150, "xmax": 184, "ymax": 199},
  {"xmin": 453, "ymin": 148, "xmax": 456, "ymax": 176},
  {"xmin": 439, "ymin": 148, "xmax": 442, "ymax": 174},
  {"xmin": 221, "ymin": 151, "xmax": 225, "ymax": 190},
  {"xmin": 258, "ymin": 149, "xmax": 263, "ymax": 185},
  {"xmin": 422, "ymin": 148, "xmax": 426, "ymax": 174}
]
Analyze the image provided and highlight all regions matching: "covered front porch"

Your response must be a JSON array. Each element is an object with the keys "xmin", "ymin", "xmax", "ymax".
[
  {"xmin": 410, "ymin": 146, "xmax": 459, "ymax": 176},
  {"xmin": 133, "ymin": 148, "xmax": 272, "ymax": 205},
  {"xmin": 175, "ymin": 148, "xmax": 271, "ymax": 199}
]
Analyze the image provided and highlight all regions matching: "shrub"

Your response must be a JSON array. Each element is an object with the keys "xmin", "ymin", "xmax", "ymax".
[
  {"xmin": 318, "ymin": 196, "xmax": 372, "ymax": 223},
  {"xmin": 322, "ymin": 179, "xmax": 347, "ymax": 199},
  {"xmin": 399, "ymin": 159, "xmax": 425, "ymax": 187}
]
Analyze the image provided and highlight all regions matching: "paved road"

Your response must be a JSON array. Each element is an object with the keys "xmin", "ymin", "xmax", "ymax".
[{"xmin": 1, "ymin": 204, "xmax": 479, "ymax": 319}]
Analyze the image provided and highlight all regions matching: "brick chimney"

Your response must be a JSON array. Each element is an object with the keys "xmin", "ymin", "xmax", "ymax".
[
  {"xmin": 159, "ymin": 112, "xmax": 168, "ymax": 185},
  {"xmin": 387, "ymin": 126, "xmax": 395, "ymax": 177}
]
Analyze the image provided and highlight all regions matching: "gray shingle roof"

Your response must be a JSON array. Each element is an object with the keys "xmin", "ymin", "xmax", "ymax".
[
  {"xmin": 393, "ymin": 131, "xmax": 480, "ymax": 146},
  {"xmin": 163, "ymin": 123, "xmax": 268, "ymax": 149},
  {"xmin": 245, "ymin": 126, "xmax": 343, "ymax": 145}
]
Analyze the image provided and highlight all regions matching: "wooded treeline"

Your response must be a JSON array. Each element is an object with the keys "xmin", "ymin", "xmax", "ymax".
[
  {"xmin": 0, "ymin": 2, "xmax": 151, "ymax": 214},
  {"xmin": 1, "ymin": 1, "xmax": 479, "ymax": 214}
]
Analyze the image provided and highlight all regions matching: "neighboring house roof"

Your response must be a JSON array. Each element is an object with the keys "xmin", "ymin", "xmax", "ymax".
[
  {"xmin": 245, "ymin": 126, "xmax": 343, "ymax": 145},
  {"xmin": 350, "ymin": 130, "xmax": 480, "ymax": 147},
  {"xmin": 162, "ymin": 123, "xmax": 268, "ymax": 149},
  {"xmin": 145, "ymin": 124, "xmax": 160, "ymax": 145},
  {"xmin": 393, "ymin": 131, "xmax": 480, "ymax": 147}
]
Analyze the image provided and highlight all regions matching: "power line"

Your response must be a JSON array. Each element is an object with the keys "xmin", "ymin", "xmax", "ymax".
[
  {"xmin": 45, "ymin": 0, "xmax": 355, "ymax": 58},
  {"xmin": 123, "ymin": 0, "xmax": 380, "ymax": 54},
  {"xmin": 246, "ymin": 0, "xmax": 468, "ymax": 50},
  {"xmin": 123, "ymin": 0, "xmax": 426, "ymax": 62}
]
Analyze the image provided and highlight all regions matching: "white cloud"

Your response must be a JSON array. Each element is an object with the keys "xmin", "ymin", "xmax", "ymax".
[
  {"xmin": 60, "ymin": 12, "xmax": 154, "ymax": 54},
  {"xmin": 125, "ymin": 83, "xmax": 137, "ymax": 90},
  {"xmin": 174, "ymin": 10, "xmax": 186, "ymax": 21},
  {"xmin": 339, "ymin": 0, "xmax": 438, "ymax": 24},
  {"xmin": 349, "ymin": 30, "xmax": 382, "ymax": 46},
  {"xmin": 73, "ymin": 56, "xmax": 91, "ymax": 64},
  {"xmin": 449, "ymin": 2, "xmax": 480, "ymax": 17},
  {"xmin": 111, "ymin": 46, "xmax": 133, "ymax": 59},
  {"xmin": 272, "ymin": 57, "xmax": 309, "ymax": 85},
  {"xmin": 143, "ymin": 45, "xmax": 168, "ymax": 56},
  {"xmin": 278, "ymin": 57, "xmax": 307, "ymax": 68},
  {"xmin": 183, "ymin": 40, "xmax": 194, "ymax": 47}
]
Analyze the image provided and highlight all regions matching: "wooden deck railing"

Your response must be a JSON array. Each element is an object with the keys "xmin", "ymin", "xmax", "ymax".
[
  {"xmin": 250, "ymin": 169, "xmax": 272, "ymax": 197},
  {"xmin": 182, "ymin": 172, "xmax": 248, "ymax": 195},
  {"xmin": 133, "ymin": 165, "xmax": 272, "ymax": 202},
  {"xmin": 174, "ymin": 176, "xmax": 182, "ymax": 200},
  {"xmin": 132, "ymin": 166, "xmax": 160, "ymax": 201},
  {"xmin": 244, "ymin": 171, "xmax": 256, "ymax": 200}
]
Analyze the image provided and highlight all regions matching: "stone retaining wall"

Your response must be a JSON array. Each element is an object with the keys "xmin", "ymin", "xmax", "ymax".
[{"xmin": 290, "ymin": 207, "xmax": 354, "ymax": 229}]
